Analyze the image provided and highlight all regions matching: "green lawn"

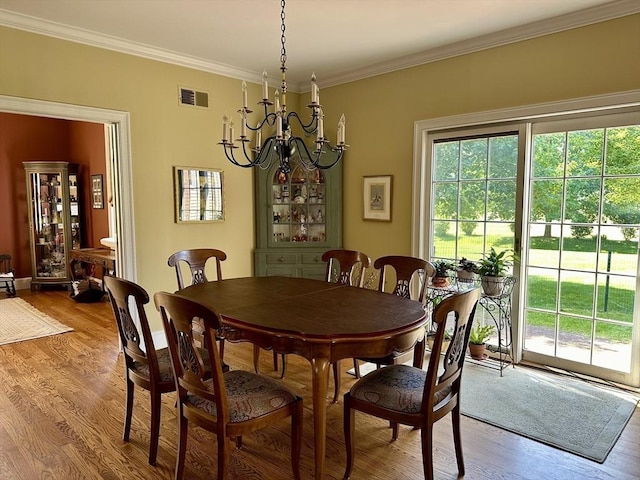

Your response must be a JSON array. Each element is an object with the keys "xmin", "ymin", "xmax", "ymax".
[{"xmin": 435, "ymin": 233, "xmax": 637, "ymax": 343}]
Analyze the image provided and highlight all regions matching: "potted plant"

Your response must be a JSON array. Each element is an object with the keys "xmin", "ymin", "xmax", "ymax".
[
  {"xmin": 431, "ymin": 259, "xmax": 454, "ymax": 287},
  {"xmin": 468, "ymin": 323, "xmax": 495, "ymax": 360},
  {"xmin": 456, "ymin": 257, "xmax": 478, "ymax": 283},
  {"xmin": 477, "ymin": 247, "xmax": 513, "ymax": 296}
]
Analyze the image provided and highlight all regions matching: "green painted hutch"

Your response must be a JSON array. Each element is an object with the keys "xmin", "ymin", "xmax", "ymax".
[{"xmin": 254, "ymin": 157, "xmax": 342, "ymax": 279}]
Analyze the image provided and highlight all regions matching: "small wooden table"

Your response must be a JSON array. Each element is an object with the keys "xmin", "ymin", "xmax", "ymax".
[
  {"xmin": 180, "ymin": 276, "xmax": 427, "ymax": 479},
  {"xmin": 69, "ymin": 248, "xmax": 116, "ymax": 287}
]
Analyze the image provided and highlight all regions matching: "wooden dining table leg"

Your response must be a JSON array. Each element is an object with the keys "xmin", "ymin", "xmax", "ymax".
[{"xmin": 310, "ymin": 356, "xmax": 331, "ymax": 480}]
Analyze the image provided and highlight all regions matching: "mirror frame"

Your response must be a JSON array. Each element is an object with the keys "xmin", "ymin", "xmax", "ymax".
[{"xmin": 173, "ymin": 166, "xmax": 224, "ymax": 223}]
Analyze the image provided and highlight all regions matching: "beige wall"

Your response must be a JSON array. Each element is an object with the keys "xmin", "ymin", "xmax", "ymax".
[
  {"xmin": 0, "ymin": 26, "xmax": 271, "ymax": 306},
  {"xmin": 1, "ymin": 14, "xmax": 639, "ymax": 323},
  {"xmin": 322, "ymin": 14, "xmax": 640, "ymax": 262}
]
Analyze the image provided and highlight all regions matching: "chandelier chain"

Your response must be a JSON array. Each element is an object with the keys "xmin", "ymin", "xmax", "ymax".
[{"xmin": 280, "ymin": 0, "xmax": 287, "ymax": 70}]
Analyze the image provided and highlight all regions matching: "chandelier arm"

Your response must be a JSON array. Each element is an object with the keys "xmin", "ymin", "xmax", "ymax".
[
  {"xmin": 286, "ymin": 111, "xmax": 318, "ymax": 134},
  {"xmin": 222, "ymin": 145, "xmax": 254, "ymax": 168},
  {"xmin": 290, "ymin": 137, "xmax": 344, "ymax": 171}
]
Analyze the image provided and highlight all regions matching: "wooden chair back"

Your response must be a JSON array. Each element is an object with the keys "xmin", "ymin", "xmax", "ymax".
[
  {"xmin": 322, "ymin": 249, "xmax": 371, "ymax": 287},
  {"xmin": 167, "ymin": 248, "xmax": 227, "ymax": 290},
  {"xmin": 374, "ymin": 255, "xmax": 435, "ymax": 304},
  {"xmin": 154, "ymin": 292, "xmax": 228, "ymax": 413},
  {"xmin": 424, "ymin": 287, "xmax": 480, "ymax": 421},
  {"xmin": 104, "ymin": 275, "xmax": 160, "ymax": 387}
]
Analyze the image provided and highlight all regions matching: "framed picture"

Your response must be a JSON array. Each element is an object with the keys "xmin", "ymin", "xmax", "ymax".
[
  {"xmin": 91, "ymin": 174, "xmax": 104, "ymax": 209},
  {"xmin": 173, "ymin": 166, "xmax": 224, "ymax": 223},
  {"xmin": 363, "ymin": 175, "xmax": 392, "ymax": 221}
]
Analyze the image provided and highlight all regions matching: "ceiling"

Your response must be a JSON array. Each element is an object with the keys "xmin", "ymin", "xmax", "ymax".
[{"xmin": 0, "ymin": 0, "xmax": 636, "ymax": 91}]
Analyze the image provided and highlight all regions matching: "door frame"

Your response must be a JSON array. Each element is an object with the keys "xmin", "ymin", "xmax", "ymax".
[{"xmin": 0, "ymin": 94, "xmax": 137, "ymax": 282}]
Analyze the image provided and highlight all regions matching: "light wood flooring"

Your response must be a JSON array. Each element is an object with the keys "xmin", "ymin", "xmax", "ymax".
[{"xmin": 1, "ymin": 289, "xmax": 638, "ymax": 479}]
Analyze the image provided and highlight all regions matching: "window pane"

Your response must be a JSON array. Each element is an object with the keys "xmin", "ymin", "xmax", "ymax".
[
  {"xmin": 532, "ymin": 132, "xmax": 565, "ymax": 178},
  {"xmin": 603, "ymin": 177, "xmax": 640, "ymax": 225},
  {"xmin": 566, "ymin": 129, "xmax": 603, "ymax": 177},
  {"xmin": 460, "ymin": 138, "xmax": 487, "ymax": 180},
  {"xmin": 530, "ymin": 179, "xmax": 563, "ymax": 223},
  {"xmin": 488, "ymin": 180, "xmax": 516, "ymax": 222},
  {"xmin": 526, "ymin": 267, "xmax": 558, "ymax": 310},
  {"xmin": 596, "ymin": 273, "xmax": 635, "ymax": 323},
  {"xmin": 489, "ymin": 135, "xmax": 518, "ymax": 178},
  {"xmin": 433, "ymin": 142, "xmax": 459, "ymax": 181},
  {"xmin": 556, "ymin": 315, "xmax": 591, "ymax": 363},
  {"xmin": 593, "ymin": 321, "xmax": 632, "ymax": 371},
  {"xmin": 529, "ymin": 227, "xmax": 560, "ymax": 268},
  {"xmin": 524, "ymin": 311, "xmax": 556, "ymax": 356},
  {"xmin": 598, "ymin": 225, "xmax": 637, "ymax": 275},
  {"xmin": 559, "ymin": 271, "xmax": 595, "ymax": 316},
  {"xmin": 605, "ymin": 125, "xmax": 640, "ymax": 175},
  {"xmin": 460, "ymin": 181, "xmax": 485, "ymax": 220},
  {"xmin": 564, "ymin": 178, "xmax": 601, "ymax": 224},
  {"xmin": 433, "ymin": 183, "xmax": 458, "ymax": 220}
]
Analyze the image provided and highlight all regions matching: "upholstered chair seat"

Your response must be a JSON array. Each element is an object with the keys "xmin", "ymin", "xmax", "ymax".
[
  {"xmin": 350, "ymin": 364, "xmax": 452, "ymax": 414},
  {"xmin": 187, "ymin": 370, "xmax": 299, "ymax": 422}
]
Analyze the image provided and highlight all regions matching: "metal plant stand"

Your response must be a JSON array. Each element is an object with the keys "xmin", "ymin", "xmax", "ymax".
[{"xmin": 426, "ymin": 275, "xmax": 517, "ymax": 375}]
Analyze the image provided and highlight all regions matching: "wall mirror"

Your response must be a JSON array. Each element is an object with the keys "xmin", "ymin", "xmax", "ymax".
[{"xmin": 174, "ymin": 166, "xmax": 224, "ymax": 223}]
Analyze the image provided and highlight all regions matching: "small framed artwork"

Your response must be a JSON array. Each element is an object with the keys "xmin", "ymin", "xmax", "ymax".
[
  {"xmin": 91, "ymin": 174, "xmax": 104, "ymax": 209},
  {"xmin": 363, "ymin": 175, "xmax": 392, "ymax": 221}
]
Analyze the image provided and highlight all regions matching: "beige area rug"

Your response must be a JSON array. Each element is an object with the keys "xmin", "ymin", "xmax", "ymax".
[{"xmin": 0, "ymin": 297, "xmax": 73, "ymax": 346}]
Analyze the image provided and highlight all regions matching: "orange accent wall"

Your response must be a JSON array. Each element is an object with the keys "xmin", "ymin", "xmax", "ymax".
[{"xmin": 0, "ymin": 113, "xmax": 108, "ymax": 278}]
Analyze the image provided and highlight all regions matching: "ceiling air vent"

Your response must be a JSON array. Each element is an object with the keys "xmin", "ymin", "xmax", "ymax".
[{"xmin": 178, "ymin": 86, "xmax": 209, "ymax": 108}]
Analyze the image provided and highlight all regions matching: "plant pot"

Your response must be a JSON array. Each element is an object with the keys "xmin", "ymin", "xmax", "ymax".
[
  {"xmin": 432, "ymin": 276, "xmax": 449, "ymax": 288},
  {"xmin": 469, "ymin": 343, "xmax": 487, "ymax": 360},
  {"xmin": 481, "ymin": 275, "xmax": 505, "ymax": 296},
  {"xmin": 456, "ymin": 269, "xmax": 476, "ymax": 283}
]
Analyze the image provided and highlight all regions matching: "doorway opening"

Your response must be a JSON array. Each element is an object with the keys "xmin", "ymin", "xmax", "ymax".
[{"xmin": 0, "ymin": 95, "xmax": 136, "ymax": 282}]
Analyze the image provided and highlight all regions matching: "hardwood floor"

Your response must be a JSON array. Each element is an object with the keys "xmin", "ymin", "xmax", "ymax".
[{"xmin": 1, "ymin": 289, "xmax": 638, "ymax": 480}]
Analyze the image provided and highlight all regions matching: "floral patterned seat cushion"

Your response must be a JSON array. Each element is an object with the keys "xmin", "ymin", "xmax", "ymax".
[
  {"xmin": 350, "ymin": 364, "xmax": 451, "ymax": 414},
  {"xmin": 187, "ymin": 370, "xmax": 299, "ymax": 423},
  {"xmin": 131, "ymin": 347, "xmax": 211, "ymax": 383}
]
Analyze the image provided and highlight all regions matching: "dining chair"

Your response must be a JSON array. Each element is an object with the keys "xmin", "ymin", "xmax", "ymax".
[
  {"xmin": 323, "ymin": 249, "xmax": 372, "ymax": 402},
  {"xmin": 343, "ymin": 287, "xmax": 480, "ymax": 480},
  {"xmin": 168, "ymin": 248, "xmax": 227, "ymax": 361},
  {"xmin": 154, "ymin": 291, "xmax": 303, "ymax": 480},
  {"xmin": 103, "ymin": 275, "xmax": 176, "ymax": 465},
  {"xmin": 0, "ymin": 254, "xmax": 16, "ymax": 297},
  {"xmin": 353, "ymin": 255, "xmax": 434, "ymax": 377}
]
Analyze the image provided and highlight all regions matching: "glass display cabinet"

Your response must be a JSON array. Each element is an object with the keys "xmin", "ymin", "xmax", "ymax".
[
  {"xmin": 254, "ymin": 156, "xmax": 342, "ymax": 279},
  {"xmin": 24, "ymin": 161, "xmax": 81, "ymax": 289}
]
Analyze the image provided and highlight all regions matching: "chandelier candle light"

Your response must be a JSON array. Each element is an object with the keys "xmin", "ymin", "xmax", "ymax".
[{"xmin": 219, "ymin": 0, "xmax": 347, "ymax": 173}]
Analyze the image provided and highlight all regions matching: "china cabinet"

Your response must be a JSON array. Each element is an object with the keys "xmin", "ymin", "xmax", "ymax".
[
  {"xmin": 254, "ymin": 157, "xmax": 342, "ymax": 279},
  {"xmin": 24, "ymin": 161, "xmax": 81, "ymax": 289}
]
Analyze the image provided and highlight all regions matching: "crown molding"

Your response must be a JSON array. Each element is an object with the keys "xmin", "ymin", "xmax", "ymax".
[
  {"xmin": 1, "ymin": 0, "xmax": 638, "ymax": 93},
  {"xmin": 0, "ymin": 8, "xmax": 271, "ymax": 87},
  {"xmin": 317, "ymin": 0, "xmax": 640, "ymax": 89}
]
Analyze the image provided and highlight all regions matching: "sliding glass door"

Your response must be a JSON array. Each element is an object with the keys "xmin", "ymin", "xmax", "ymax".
[
  {"xmin": 523, "ymin": 114, "xmax": 639, "ymax": 383},
  {"xmin": 418, "ymin": 103, "xmax": 640, "ymax": 386}
]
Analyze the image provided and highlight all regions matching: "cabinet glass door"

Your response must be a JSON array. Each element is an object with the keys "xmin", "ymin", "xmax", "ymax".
[
  {"xmin": 271, "ymin": 160, "xmax": 327, "ymax": 244},
  {"xmin": 28, "ymin": 172, "xmax": 72, "ymax": 279}
]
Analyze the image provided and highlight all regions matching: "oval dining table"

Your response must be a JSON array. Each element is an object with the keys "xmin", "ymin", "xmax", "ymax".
[{"xmin": 179, "ymin": 276, "xmax": 427, "ymax": 479}]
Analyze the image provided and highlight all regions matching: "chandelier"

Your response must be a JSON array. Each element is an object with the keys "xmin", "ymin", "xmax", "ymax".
[{"xmin": 218, "ymin": 0, "xmax": 347, "ymax": 173}]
